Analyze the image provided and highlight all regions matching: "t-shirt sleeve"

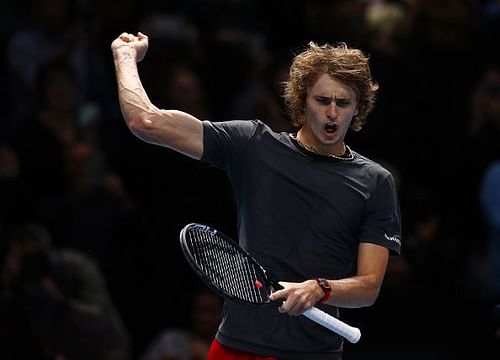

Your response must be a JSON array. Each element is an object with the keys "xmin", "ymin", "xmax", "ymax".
[
  {"xmin": 359, "ymin": 169, "xmax": 402, "ymax": 255},
  {"xmin": 201, "ymin": 120, "xmax": 259, "ymax": 169}
]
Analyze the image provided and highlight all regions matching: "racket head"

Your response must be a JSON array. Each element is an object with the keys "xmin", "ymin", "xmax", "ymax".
[{"xmin": 179, "ymin": 223, "xmax": 274, "ymax": 305}]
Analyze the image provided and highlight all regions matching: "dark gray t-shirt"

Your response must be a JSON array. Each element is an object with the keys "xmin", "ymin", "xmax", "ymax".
[{"xmin": 201, "ymin": 120, "xmax": 401, "ymax": 359}]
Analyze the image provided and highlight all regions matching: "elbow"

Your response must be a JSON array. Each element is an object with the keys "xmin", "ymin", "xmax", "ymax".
[
  {"xmin": 360, "ymin": 283, "xmax": 382, "ymax": 307},
  {"xmin": 120, "ymin": 99, "xmax": 160, "ymax": 136},
  {"xmin": 127, "ymin": 114, "xmax": 146, "ymax": 133},
  {"xmin": 365, "ymin": 288, "xmax": 381, "ymax": 307},
  {"xmin": 126, "ymin": 113, "xmax": 156, "ymax": 137},
  {"xmin": 125, "ymin": 109, "xmax": 170, "ymax": 146}
]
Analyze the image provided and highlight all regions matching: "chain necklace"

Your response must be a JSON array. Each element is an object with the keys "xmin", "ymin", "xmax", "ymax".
[{"xmin": 289, "ymin": 133, "xmax": 354, "ymax": 161}]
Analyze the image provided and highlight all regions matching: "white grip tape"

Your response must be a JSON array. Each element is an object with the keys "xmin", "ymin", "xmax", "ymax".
[{"xmin": 303, "ymin": 307, "xmax": 361, "ymax": 344}]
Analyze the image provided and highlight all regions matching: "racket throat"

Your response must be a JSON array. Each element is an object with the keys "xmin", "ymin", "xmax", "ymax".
[{"xmin": 270, "ymin": 280, "xmax": 283, "ymax": 291}]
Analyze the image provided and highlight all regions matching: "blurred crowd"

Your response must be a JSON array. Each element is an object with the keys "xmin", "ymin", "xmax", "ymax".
[{"xmin": 0, "ymin": 0, "xmax": 500, "ymax": 359}]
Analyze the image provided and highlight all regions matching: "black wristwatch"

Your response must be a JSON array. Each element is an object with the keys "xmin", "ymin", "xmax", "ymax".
[{"xmin": 315, "ymin": 278, "xmax": 332, "ymax": 303}]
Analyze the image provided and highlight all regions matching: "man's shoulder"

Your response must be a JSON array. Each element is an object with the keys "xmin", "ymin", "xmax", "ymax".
[{"xmin": 353, "ymin": 152, "xmax": 392, "ymax": 174}]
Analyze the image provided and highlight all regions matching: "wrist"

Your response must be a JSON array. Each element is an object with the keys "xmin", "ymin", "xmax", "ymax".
[
  {"xmin": 314, "ymin": 278, "xmax": 332, "ymax": 303},
  {"xmin": 113, "ymin": 46, "xmax": 137, "ymax": 61}
]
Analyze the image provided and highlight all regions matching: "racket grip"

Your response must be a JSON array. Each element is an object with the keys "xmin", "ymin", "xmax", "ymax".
[{"xmin": 303, "ymin": 307, "xmax": 361, "ymax": 344}]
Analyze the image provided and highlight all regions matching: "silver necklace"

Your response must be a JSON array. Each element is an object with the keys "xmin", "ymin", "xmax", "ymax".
[{"xmin": 289, "ymin": 133, "xmax": 354, "ymax": 161}]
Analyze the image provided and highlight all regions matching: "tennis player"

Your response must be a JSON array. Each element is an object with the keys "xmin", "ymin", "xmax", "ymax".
[{"xmin": 111, "ymin": 32, "xmax": 401, "ymax": 360}]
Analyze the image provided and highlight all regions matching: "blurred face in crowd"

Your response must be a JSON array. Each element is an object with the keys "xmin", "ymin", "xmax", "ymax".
[
  {"xmin": 191, "ymin": 291, "xmax": 223, "ymax": 341},
  {"xmin": 480, "ymin": 68, "xmax": 500, "ymax": 125},
  {"xmin": 44, "ymin": 68, "xmax": 77, "ymax": 112}
]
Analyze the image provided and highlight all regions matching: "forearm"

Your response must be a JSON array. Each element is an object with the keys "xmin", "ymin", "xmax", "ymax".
[
  {"xmin": 112, "ymin": 48, "xmax": 161, "ymax": 140},
  {"xmin": 323, "ymin": 274, "xmax": 382, "ymax": 308},
  {"xmin": 323, "ymin": 242, "xmax": 389, "ymax": 308},
  {"xmin": 112, "ymin": 45, "xmax": 203, "ymax": 158},
  {"xmin": 270, "ymin": 244, "xmax": 389, "ymax": 314}
]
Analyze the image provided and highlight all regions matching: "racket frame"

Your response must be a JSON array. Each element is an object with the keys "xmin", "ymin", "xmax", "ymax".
[{"xmin": 180, "ymin": 223, "xmax": 278, "ymax": 306}]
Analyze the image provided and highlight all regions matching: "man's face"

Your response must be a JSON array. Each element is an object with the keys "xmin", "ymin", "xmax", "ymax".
[{"xmin": 301, "ymin": 73, "xmax": 358, "ymax": 155}]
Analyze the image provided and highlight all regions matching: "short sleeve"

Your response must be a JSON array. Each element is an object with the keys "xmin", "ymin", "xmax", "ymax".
[
  {"xmin": 201, "ymin": 120, "xmax": 259, "ymax": 169},
  {"xmin": 359, "ymin": 170, "xmax": 402, "ymax": 255}
]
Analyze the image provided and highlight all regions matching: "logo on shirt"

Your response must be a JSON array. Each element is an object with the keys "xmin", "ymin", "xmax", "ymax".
[{"xmin": 384, "ymin": 233, "xmax": 401, "ymax": 246}]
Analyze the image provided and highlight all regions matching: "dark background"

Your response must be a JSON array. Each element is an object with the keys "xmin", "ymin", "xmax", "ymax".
[{"xmin": 1, "ymin": 0, "xmax": 500, "ymax": 358}]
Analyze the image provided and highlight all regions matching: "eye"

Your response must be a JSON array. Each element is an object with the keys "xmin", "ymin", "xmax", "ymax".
[
  {"xmin": 335, "ymin": 99, "xmax": 351, "ymax": 107},
  {"xmin": 315, "ymin": 96, "xmax": 331, "ymax": 105}
]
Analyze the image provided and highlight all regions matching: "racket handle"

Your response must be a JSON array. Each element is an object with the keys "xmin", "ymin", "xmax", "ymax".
[{"xmin": 303, "ymin": 307, "xmax": 361, "ymax": 344}]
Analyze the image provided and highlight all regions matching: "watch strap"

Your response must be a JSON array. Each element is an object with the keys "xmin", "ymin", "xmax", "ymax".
[{"xmin": 315, "ymin": 278, "xmax": 332, "ymax": 303}]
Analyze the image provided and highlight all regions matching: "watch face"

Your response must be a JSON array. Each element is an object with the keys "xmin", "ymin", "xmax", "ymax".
[
  {"xmin": 318, "ymin": 278, "xmax": 331, "ymax": 291},
  {"xmin": 316, "ymin": 278, "xmax": 332, "ymax": 303}
]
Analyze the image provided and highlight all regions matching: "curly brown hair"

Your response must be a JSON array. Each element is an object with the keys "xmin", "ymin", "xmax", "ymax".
[{"xmin": 283, "ymin": 42, "xmax": 379, "ymax": 131}]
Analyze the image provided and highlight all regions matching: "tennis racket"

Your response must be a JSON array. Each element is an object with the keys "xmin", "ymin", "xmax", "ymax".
[{"xmin": 179, "ymin": 223, "xmax": 361, "ymax": 344}]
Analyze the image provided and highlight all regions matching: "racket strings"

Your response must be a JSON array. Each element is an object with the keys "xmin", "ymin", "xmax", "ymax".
[
  {"xmin": 191, "ymin": 231, "xmax": 246, "ymax": 299},
  {"xmin": 187, "ymin": 230, "xmax": 268, "ymax": 303}
]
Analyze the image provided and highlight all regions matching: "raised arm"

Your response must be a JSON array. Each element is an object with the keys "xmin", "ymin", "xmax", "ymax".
[{"xmin": 111, "ymin": 32, "xmax": 204, "ymax": 159}]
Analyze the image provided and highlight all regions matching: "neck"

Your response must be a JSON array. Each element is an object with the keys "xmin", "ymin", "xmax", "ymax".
[{"xmin": 296, "ymin": 132, "xmax": 346, "ymax": 157}]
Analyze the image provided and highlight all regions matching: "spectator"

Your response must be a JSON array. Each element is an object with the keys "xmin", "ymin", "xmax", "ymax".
[
  {"xmin": 142, "ymin": 287, "xmax": 223, "ymax": 360},
  {"xmin": 0, "ymin": 222, "xmax": 131, "ymax": 360},
  {"xmin": 476, "ymin": 161, "xmax": 500, "ymax": 300}
]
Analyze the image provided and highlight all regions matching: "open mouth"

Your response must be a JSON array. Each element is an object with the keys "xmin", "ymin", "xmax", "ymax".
[{"xmin": 325, "ymin": 123, "xmax": 338, "ymax": 134}]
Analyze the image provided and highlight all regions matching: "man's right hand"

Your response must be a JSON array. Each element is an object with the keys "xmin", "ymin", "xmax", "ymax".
[{"xmin": 111, "ymin": 32, "xmax": 149, "ymax": 62}]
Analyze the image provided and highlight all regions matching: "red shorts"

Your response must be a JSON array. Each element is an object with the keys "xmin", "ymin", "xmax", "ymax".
[{"xmin": 208, "ymin": 339, "xmax": 277, "ymax": 360}]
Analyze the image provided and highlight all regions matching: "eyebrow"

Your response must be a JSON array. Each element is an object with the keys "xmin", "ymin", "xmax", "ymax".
[{"xmin": 314, "ymin": 95, "xmax": 353, "ymax": 100}]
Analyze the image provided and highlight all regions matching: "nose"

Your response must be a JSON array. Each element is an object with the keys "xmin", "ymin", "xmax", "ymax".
[{"xmin": 326, "ymin": 103, "xmax": 338, "ymax": 120}]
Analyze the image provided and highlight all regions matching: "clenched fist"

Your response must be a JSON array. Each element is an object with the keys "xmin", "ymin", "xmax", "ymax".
[{"xmin": 111, "ymin": 32, "xmax": 149, "ymax": 62}]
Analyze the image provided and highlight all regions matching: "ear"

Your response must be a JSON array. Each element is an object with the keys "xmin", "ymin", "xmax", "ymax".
[{"xmin": 354, "ymin": 109, "xmax": 358, "ymax": 116}]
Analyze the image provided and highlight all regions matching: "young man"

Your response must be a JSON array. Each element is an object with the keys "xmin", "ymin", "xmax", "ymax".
[{"xmin": 111, "ymin": 32, "xmax": 401, "ymax": 360}]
